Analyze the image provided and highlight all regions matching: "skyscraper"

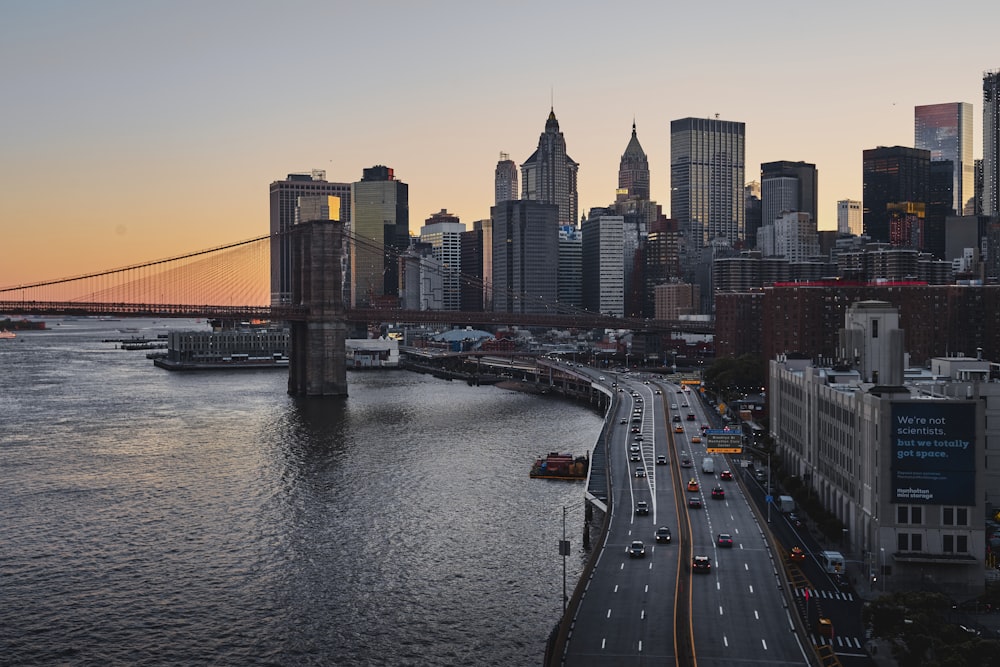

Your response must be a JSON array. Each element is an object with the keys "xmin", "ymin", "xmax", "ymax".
[
  {"xmin": 269, "ymin": 170, "xmax": 351, "ymax": 307},
  {"xmin": 984, "ymin": 70, "xmax": 1000, "ymax": 216},
  {"xmin": 521, "ymin": 108, "xmax": 579, "ymax": 226},
  {"xmin": 915, "ymin": 102, "xmax": 973, "ymax": 215},
  {"xmin": 670, "ymin": 117, "xmax": 746, "ymax": 250},
  {"xmin": 837, "ymin": 199, "xmax": 862, "ymax": 236},
  {"xmin": 862, "ymin": 146, "xmax": 930, "ymax": 243},
  {"xmin": 419, "ymin": 210, "xmax": 465, "ymax": 311},
  {"xmin": 582, "ymin": 209, "xmax": 625, "ymax": 317},
  {"xmin": 495, "ymin": 153, "xmax": 518, "ymax": 204},
  {"xmin": 760, "ymin": 160, "xmax": 818, "ymax": 228},
  {"xmin": 491, "ymin": 200, "xmax": 558, "ymax": 313},
  {"xmin": 617, "ymin": 121, "xmax": 650, "ymax": 202},
  {"xmin": 350, "ymin": 165, "xmax": 409, "ymax": 308}
]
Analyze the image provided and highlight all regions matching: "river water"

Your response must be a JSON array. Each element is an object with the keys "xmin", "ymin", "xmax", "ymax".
[{"xmin": 0, "ymin": 319, "xmax": 602, "ymax": 666}]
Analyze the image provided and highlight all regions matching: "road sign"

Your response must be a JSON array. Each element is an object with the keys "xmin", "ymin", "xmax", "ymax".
[
  {"xmin": 765, "ymin": 495, "xmax": 774, "ymax": 504},
  {"xmin": 706, "ymin": 429, "xmax": 742, "ymax": 454}
]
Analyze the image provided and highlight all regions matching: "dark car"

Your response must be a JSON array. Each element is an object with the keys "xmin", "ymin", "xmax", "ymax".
[
  {"xmin": 630, "ymin": 452, "xmax": 641, "ymax": 461},
  {"xmin": 719, "ymin": 470, "xmax": 733, "ymax": 481},
  {"xmin": 672, "ymin": 415, "xmax": 681, "ymax": 423},
  {"xmin": 627, "ymin": 540, "xmax": 646, "ymax": 558},
  {"xmin": 635, "ymin": 501, "xmax": 649, "ymax": 515},
  {"xmin": 688, "ymin": 496, "xmax": 702, "ymax": 509},
  {"xmin": 686, "ymin": 412, "xmax": 695, "ymax": 421},
  {"xmin": 656, "ymin": 455, "xmax": 667, "ymax": 465},
  {"xmin": 635, "ymin": 467, "xmax": 646, "ymax": 478},
  {"xmin": 717, "ymin": 533, "xmax": 734, "ymax": 548},
  {"xmin": 631, "ymin": 426, "xmax": 640, "ymax": 433},
  {"xmin": 692, "ymin": 555, "xmax": 712, "ymax": 572},
  {"xmin": 789, "ymin": 546, "xmax": 806, "ymax": 561},
  {"xmin": 711, "ymin": 486, "xmax": 725, "ymax": 499},
  {"xmin": 655, "ymin": 526, "xmax": 672, "ymax": 543}
]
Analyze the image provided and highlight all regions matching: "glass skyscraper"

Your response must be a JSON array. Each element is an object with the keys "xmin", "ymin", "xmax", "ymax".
[
  {"xmin": 914, "ymin": 102, "xmax": 973, "ymax": 215},
  {"xmin": 670, "ymin": 117, "xmax": 746, "ymax": 249},
  {"xmin": 984, "ymin": 71, "xmax": 1000, "ymax": 216}
]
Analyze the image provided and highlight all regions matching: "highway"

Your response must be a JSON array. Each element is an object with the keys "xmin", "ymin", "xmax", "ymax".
[{"xmin": 560, "ymin": 374, "xmax": 812, "ymax": 666}]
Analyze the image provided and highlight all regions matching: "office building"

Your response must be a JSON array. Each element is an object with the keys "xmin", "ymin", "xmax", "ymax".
[
  {"xmin": 915, "ymin": 102, "xmax": 974, "ymax": 215},
  {"xmin": 419, "ymin": 210, "xmax": 466, "ymax": 311},
  {"xmin": 769, "ymin": 301, "xmax": 988, "ymax": 597},
  {"xmin": 495, "ymin": 153, "xmax": 518, "ymax": 204},
  {"xmin": 984, "ymin": 71, "xmax": 1000, "ymax": 216},
  {"xmin": 581, "ymin": 209, "xmax": 625, "ymax": 317},
  {"xmin": 491, "ymin": 200, "xmax": 558, "ymax": 313},
  {"xmin": 837, "ymin": 199, "xmax": 862, "ymax": 236},
  {"xmin": 269, "ymin": 170, "xmax": 351, "ymax": 306},
  {"xmin": 617, "ymin": 121, "xmax": 650, "ymax": 202},
  {"xmin": 745, "ymin": 182, "xmax": 763, "ymax": 249},
  {"xmin": 670, "ymin": 117, "xmax": 746, "ymax": 252},
  {"xmin": 761, "ymin": 160, "xmax": 819, "ymax": 228},
  {"xmin": 521, "ymin": 108, "xmax": 579, "ymax": 226},
  {"xmin": 862, "ymin": 146, "xmax": 930, "ymax": 244},
  {"xmin": 460, "ymin": 225, "xmax": 486, "ymax": 312},
  {"xmin": 558, "ymin": 225, "xmax": 582, "ymax": 309},
  {"xmin": 350, "ymin": 166, "xmax": 409, "ymax": 308}
]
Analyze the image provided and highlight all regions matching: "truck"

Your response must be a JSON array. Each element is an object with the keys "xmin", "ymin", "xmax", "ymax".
[
  {"xmin": 778, "ymin": 495, "xmax": 796, "ymax": 514},
  {"xmin": 702, "ymin": 457, "xmax": 715, "ymax": 474},
  {"xmin": 819, "ymin": 550, "xmax": 845, "ymax": 574}
]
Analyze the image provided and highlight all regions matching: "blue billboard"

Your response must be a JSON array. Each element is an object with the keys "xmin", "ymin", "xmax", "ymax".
[{"xmin": 890, "ymin": 402, "xmax": 976, "ymax": 506}]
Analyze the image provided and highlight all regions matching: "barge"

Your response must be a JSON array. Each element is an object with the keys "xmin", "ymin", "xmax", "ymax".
[{"xmin": 530, "ymin": 452, "xmax": 589, "ymax": 480}]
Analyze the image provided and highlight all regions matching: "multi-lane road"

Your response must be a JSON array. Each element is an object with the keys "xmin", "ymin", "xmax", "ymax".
[{"xmin": 559, "ymin": 375, "xmax": 813, "ymax": 666}]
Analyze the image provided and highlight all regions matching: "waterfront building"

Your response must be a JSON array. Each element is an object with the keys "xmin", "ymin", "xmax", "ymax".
[
  {"xmin": 491, "ymin": 200, "xmax": 558, "ymax": 313},
  {"xmin": 863, "ymin": 146, "xmax": 930, "ymax": 244},
  {"xmin": 984, "ymin": 71, "xmax": 1000, "ymax": 216},
  {"xmin": 269, "ymin": 170, "xmax": 351, "ymax": 306},
  {"xmin": 351, "ymin": 166, "xmax": 409, "ymax": 308},
  {"xmin": 761, "ymin": 160, "xmax": 819, "ymax": 229},
  {"xmin": 838, "ymin": 199, "xmax": 862, "ymax": 236},
  {"xmin": 521, "ymin": 108, "xmax": 579, "ymax": 226},
  {"xmin": 915, "ymin": 102, "xmax": 974, "ymax": 215},
  {"xmin": 670, "ymin": 117, "xmax": 746, "ymax": 254},
  {"xmin": 345, "ymin": 338, "xmax": 400, "ymax": 368},
  {"xmin": 419, "ymin": 210, "xmax": 466, "ymax": 311},
  {"xmin": 158, "ymin": 328, "xmax": 289, "ymax": 368},
  {"xmin": 581, "ymin": 209, "xmax": 625, "ymax": 318},
  {"xmin": 769, "ymin": 301, "xmax": 988, "ymax": 597},
  {"xmin": 495, "ymin": 152, "xmax": 518, "ymax": 204},
  {"xmin": 558, "ymin": 224, "xmax": 582, "ymax": 309}
]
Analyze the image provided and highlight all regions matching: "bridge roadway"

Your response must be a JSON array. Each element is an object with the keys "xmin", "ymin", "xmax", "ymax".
[{"xmin": 555, "ymin": 370, "xmax": 812, "ymax": 666}]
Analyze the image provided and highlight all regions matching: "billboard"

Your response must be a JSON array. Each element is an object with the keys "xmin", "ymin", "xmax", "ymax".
[{"xmin": 890, "ymin": 402, "xmax": 976, "ymax": 506}]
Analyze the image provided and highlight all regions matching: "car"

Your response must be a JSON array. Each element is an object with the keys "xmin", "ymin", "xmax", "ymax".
[
  {"xmin": 630, "ymin": 444, "xmax": 640, "ymax": 452},
  {"xmin": 655, "ymin": 526, "xmax": 672, "ymax": 543},
  {"xmin": 635, "ymin": 501, "xmax": 649, "ymax": 515},
  {"xmin": 655, "ymin": 390, "xmax": 662, "ymax": 395},
  {"xmin": 673, "ymin": 415, "xmax": 681, "ymax": 423},
  {"xmin": 631, "ymin": 426, "xmax": 640, "ymax": 433},
  {"xmin": 717, "ymin": 533, "xmax": 734, "ymax": 548},
  {"xmin": 599, "ymin": 376, "xmax": 606, "ymax": 381},
  {"xmin": 630, "ymin": 452, "xmax": 641, "ymax": 461},
  {"xmin": 692, "ymin": 555, "xmax": 712, "ymax": 572},
  {"xmin": 711, "ymin": 486, "xmax": 725, "ymax": 499},
  {"xmin": 674, "ymin": 425, "xmax": 684, "ymax": 433},
  {"xmin": 691, "ymin": 435, "xmax": 701, "ymax": 443},
  {"xmin": 611, "ymin": 382, "xmax": 618, "ymax": 387},
  {"xmin": 627, "ymin": 540, "xmax": 646, "ymax": 558},
  {"xmin": 644, "ymin": 380, "xmax": 650, "ymax": 385},
  {"xmin": 687, "ymin": 413, "xmax": 695, "ymax": 421},
  {"xmin": 620, "ymin": 418, "xmax": 628, "ymax": 424},
  {"xmin": 617, "ymin": 388, "xmax": 624, "ymax": 392},
  {"xmin": 789, "ymin": 546, "xmax": 806, "ymax": 561},
  {"xmin": 656, "ymin": 455, "xmax": 667, "ymax": 465},
  {"xmin": 635, "ymin": 467, "xmax": 646, "ymax": 478},
  {"xmin": 701, "ymin": 423, "xmax": 709, "ymax": 431},
  {"xmin": 688, "ymin": 496, "xmax": 702, "ymax": 509},
  {"xmin": 788, "ymin": 512, "xmax": 803, "ymax": 528},
  {"xmin": 636, "ymin": 397, "xmax": 643, "ymax": 403},
  {"xmin": 680, "ymin": 457, "xmax": 692, "ymax": 467},
  {"xmin": 719, "ymin": 470, "xmax": 733, "ymax": 481},
  {"xmin": 634, "ymin": 434, "xmax": 644, "ymax": 441},
  {"xmin": 671, "ymin": 403, "xmax": 678, "ymax": 410},
  {"xmin": 687, "ymin": 479, "xmax": 699, "ymax": 491}
]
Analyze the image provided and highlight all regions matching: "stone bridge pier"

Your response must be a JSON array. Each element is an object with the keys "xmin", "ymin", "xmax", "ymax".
[{"xmin": 287, "ymin": 218, "xmax": 348, "ymax": 396}]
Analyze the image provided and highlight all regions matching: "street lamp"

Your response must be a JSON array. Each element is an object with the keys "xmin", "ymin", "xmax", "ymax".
[
  {"xmin": 880, "ymin": 547, "xmax": 885, "ymax": 592},
  {"xmin": 560, "ymin": 506, "xmax": 572, "ymax": 612}
]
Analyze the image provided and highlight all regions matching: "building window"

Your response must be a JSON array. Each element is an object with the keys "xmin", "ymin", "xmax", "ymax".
[
  {"xmin": 943, "ymin": 534, "xmax": 968, "ymax": 553},
  {"xmin": 897, "ymin": 506, "xmax": 922, "ymax": 524},
  {"xmin": 897, "ymin": 533, "xmax": 923, "ymax": 551},
  {"xmin": 872, "ymin": 319, "xmax": 879, "ymax": 338},
  {"xmin": 942, "ymin": 507, "xmax": 969, "ymax": 526}
]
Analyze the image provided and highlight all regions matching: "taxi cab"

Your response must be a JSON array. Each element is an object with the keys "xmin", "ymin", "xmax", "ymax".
[
  {"xmin": 674, "ymin": 425, "xmax": 684, "ymax": 433},
  {"xmin": 691, "ymin": 435, "xmax": 701, "ymax": 443},
  {"xmin": 687, "ymin": 479, "xmax": 699, "ymax": 492}
]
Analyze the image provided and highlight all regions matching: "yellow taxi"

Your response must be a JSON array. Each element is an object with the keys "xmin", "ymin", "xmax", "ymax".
[
  {"xmin": 674, "ymin": 425, "xmax": 684, "ymax": 433},
  {"xmin": 691, "ymin": 436, "xmax": 701, "ymax": 443},
  {"xmin": 687, "ymin": 479, "xmax": 699, "ymax": 492}
]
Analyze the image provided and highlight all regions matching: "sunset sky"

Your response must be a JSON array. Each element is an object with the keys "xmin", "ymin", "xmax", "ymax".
[{"xmin": 2, "ymin": 0, "xmax": 998, "ymax": 289}]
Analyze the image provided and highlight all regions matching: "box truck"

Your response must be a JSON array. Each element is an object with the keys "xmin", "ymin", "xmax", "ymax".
[
  {"xmin": 702, "ymin": 457, "xmax": 715, "ymax": 474},
  {"xmin": 778, "ymin": 495, "xmax": 796, "ymax": 513}
]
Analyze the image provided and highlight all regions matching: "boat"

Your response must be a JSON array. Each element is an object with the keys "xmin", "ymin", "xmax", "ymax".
[
  {"xmin": 530, "ymin": 452, "xmax": 589, "ymax": 480},
  {"xmin": 0, "ymin": 330, "xmax": 15, "ymax": 339}
]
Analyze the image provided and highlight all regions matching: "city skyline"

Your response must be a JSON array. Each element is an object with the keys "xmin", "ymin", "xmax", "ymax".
[{"xmin": 2, "ymin": 1, "xmax": 998, "ymax": 287}]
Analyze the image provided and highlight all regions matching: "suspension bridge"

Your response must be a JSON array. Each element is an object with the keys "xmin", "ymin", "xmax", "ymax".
[{"xmin": 1, "ymin": 220, "xmax": 712, "ymax": 395}]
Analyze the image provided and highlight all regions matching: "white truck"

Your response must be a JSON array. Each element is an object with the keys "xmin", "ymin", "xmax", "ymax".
[
  {"xmin": 778, "ymin": 495, "xmax": 796, "ymax": 514},
  {"xmin": 702, "ymin": 457, "xmax": 715, "ymax": 474},
  {"xmin": 819, "ymin": 550, "xmax": 845, "ymax": 574}
]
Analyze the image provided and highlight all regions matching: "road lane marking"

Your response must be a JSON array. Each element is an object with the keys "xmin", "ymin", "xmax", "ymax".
[
  {"xmin": 749, "ymin": 585, "xmax": 755, "ymax": 594},
  {"xmin": 762, "ymin": 639, "xmax": 768, "ymax": 650},
  {"xmin": 754, "ymin": 610, "xmax": 760, "ymax": 619},
  {"xmin": 724, "ymin": 635, "xmax": 729, "ymax": 647},
  {"xmin": 602, "ymin": 638, "xmax": 606, "ymax": 649},
  {"xmin": 607, "ymin": 609, "xmax": 612, "ymax": 618},
  {"xmin": 614, "ymin": 585, "xmax": 619, "ymax": 593},
  {"xmin": 719, "ymin": 605, "xmax": 724, "ymax": 615}
]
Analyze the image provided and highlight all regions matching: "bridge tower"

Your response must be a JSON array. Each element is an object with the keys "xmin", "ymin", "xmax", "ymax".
[{"xmin": 287, "ymin": 218, "xmax": 348, "ymax": 396}]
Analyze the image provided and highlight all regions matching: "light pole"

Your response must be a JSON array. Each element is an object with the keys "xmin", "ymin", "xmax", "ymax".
[
  {"xmin": 766, "ymin": 449, "xmax": 772, "ymax": 523},
  {"xmin": 560, "ymin": 506, "xmax": 571, "ymax": 612},
  {"xmin": 880, "ymin": 547, "xmax": 885, "ymax": 592}
]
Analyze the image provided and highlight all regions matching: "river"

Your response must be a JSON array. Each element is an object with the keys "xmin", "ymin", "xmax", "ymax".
[{"xmin": 0, "ymin": 318, "xmax": 603, "ymax": 666}]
